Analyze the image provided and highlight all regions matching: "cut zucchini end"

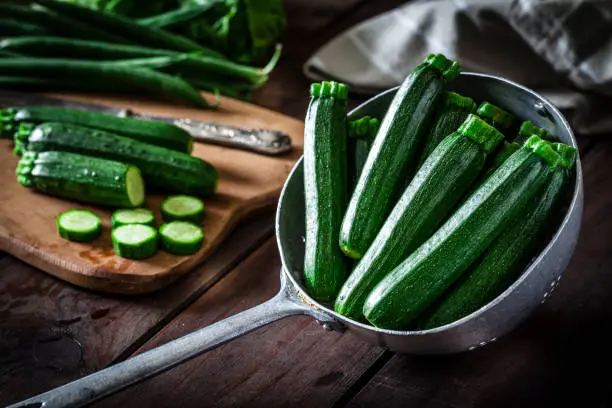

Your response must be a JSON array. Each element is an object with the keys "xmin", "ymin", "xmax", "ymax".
[
  {"xmin": 476, "ymin": 102, "xmax": 515, "ymax": 131},
  {"xmin": 458, "ymin": 114, "xmax": 504, "ymax": 154},
  {"xmin": 526, "ymin": 136, "xmax": 561, "ymax": 168},
  {"xmin": 57, "ymin": 209, "xmax": 102, "ymax": 242},
  {"xmin": 443, "ymin": 92, "xmax": 477, "ymax": 112},
  {"xmin": 160, "ymin": 221, "xmax": 204, "ymax": 255},
  {"xmin": 519, "ymin": 120, "xmax": 555, "ymax": 141},
  {"xmin": 126, "ymin": 167, "xmax": 145, "ymax": 208},
  {"xmin": 186, "ymin": 138, "xmax": 194, "ymax": 154},
  {"xmin": 551, "ymin": 142, "xmax": 577, "ymax": 169}
]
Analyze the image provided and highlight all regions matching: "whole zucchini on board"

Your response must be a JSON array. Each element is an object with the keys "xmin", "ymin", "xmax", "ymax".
[
  {"xmin": 17, "ymin": 150, "xmax": 145, "ymax": 208},
  {"xmin": 334, "ymin": 115, "xmax": 504, "ymax": 321},
  {"xmin": 1, "ymin": 106, "xmax": 193, "ymax": 153},
  {"xmin": 15, "ymin": 122, "xmax": 218, "ymax": 196},
  {"xmin": 476, "ymin": 102, "xmax": 516, "ymax": 137},
  {"xmin": 303, "ymin": 81, "xmax": 350, "ymax": 302},
  {"xmin": 363, "ymin": 136, "xmax": 561, "ymax": 329},
  {"xmin": 348, "ymin": 116, "xmax": 379, "ymax": 193},
  {"xmin": 415, "ymin": 91, "xmax": 477, "ymax": 168},
  {"xmin": 340, "ymin": 53, "xmax": 461, "ymax": 260},
  {"xmin": 418, "ymin": 141, "xmax": 577, "ymax": 329}
]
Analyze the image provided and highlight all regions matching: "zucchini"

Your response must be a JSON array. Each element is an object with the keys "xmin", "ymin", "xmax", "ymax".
[
  {"xmin": 340, "ymin": 54, "xmax": 460, "ymax": 260},
  {"xmin": 161, "ymin": 195, "xmax": 205, "ymax": 224},
  {"xmin": 112, "ymin": 224, "xmax": 158, "ymax": 260},
  {"xmin": 416, "ymin": 92, "xmax": 477, "ymax": 167},
  {"xmin": 159, "ymin": 221, "xmax": 205, "ymax": 255},
  {"xmin": 478, "ymin": 141, "xmax": 521, "ymax": 182},
  {"xmin": 419, "ymin": 142, "xmax": 577, "ymax": 329},
  {"xmin": 348, "ymin": 116, "xmax": 379, "ymax": 192},
  {"xmin": 15, "ymin": 122, "xmax": 218, "ymax": 196},
  {"xmin": 303, "ymin": 81, "xmax": 350, "ymax": 302},
  {"xmin": 112, "ymin": 208, "xmax": 156, "ymax": 228},
  {"xmin": 476, "ymin": 102, "xmax": 516, "ymax": 136},
  {"xmin": 16, "ymin": 151, "xmax": 145, "ymax": 207},
  {"xmin": 17, "ymin": 150, "xmax": 145, "ymax": 208},
  {"xmin": 514, "ymin": 120, "xmax": 555, "ymax": 145},
  {"xmin": 334, "ymin": 114, "xmax": 503, "ymax": 321},
  {"xmin": 57, "ymin": 209, "xmax": 102, "ymax": 242},
  {"xmin": 1, "ymin": 106, "xmax": 193, "ymax": 153},
  {"xmin": 363, "ymin": 136, "xmax": 561, "ymax": 329}
]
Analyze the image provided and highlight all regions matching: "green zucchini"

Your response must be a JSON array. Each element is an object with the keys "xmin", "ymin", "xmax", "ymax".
[
  {"xmin": 15, "ymin": 122, "xmax": 218, "ymax": 196},
  {"xmin": 514, "ymin": 120, "xmax": 555, "ymax": 145},
  {"xmin": 363, "ymin": 136, "xmax": 561, "ymax": 329},
  {"xmin": 348, "ymin": 116, "xmax": 379, "ymax": 192},
  {"xmin": 478, "ymin": 141, "xmax": 521, "ymax": 182},
  {"xmin": 112, "ymin": 208, "xmax": 156, "ymax": 228},
  {"xmin": 476, "ymin": 102, "xmax": 516, "ymax": 136},
  {"xmin": 340, "ymin": 54, "xmax": 460, "ymax": 260},
  {"xmin": 57, "ymin": 209, "xmax": 102, "ymax": 242},
  {"xmin": 112, "ymin": 224, "xmax": 158, "ymax": 260},
  {"xmin": 416, "ymin": 92, "xmax": 477, "ymax": 167},
  {"xmin": 1, "ymin": 106, "xmax": 193, "ymax": 153},
  {"xmin": 159, "ymin": 221, "xmax": 205, "ymax": 255},
  {"xmin": 418, "ymin": 142, "xmax": 576, "ymax": 329},
  {"xmin": 16, "ymin": 150, "xmax": 145, "ymax": 208},
  {"xmin": 161, "ymin": 195, "xmax": 205, "ymax": 224},
  {"xmin": 334, "ymin": 115, "xmax": 503, "ymax": 321},
  {"xmin": 303, "ymin": 81, "xmax": 350, "ymax": 302}
]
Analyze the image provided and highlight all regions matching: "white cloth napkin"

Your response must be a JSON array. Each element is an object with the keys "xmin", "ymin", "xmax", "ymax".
[{"xmin": 304, "ymin": 0, "xmax": 612, "ymax": 136}]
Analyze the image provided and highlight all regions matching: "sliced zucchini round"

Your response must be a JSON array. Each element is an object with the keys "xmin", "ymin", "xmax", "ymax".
[
  {"xmin": 111, "ymin": 208, "xmax": 156, "ymax": 228},
  {"xmin": 112, "ymin": 224, "xmax": 158, "ymax": 260},
  {"xmin": 161, "ymin": 195, "xmax": 205, "ymax": 224},
  {"xmin": 159, "ymin": 221, "xmax": 204, "ymax": 255},
  {"xmin": 57, "ymin": 209, "xmax": 102, "ymax": 242}
]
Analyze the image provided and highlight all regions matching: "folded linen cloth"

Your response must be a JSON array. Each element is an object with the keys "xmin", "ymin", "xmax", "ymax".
[{"xmin": 304, "ymin": 0, "xmax": 612, "ymax": 136}]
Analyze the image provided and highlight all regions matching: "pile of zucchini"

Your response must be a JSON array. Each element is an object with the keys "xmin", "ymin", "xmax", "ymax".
[
  {"xmin": 9, "ymin": 105, "xmax": 216, "ymax": 259},
  {"xmin": 0, "ymin": 1, "xmax": 282, "ymax": 105},
  {"xmin": 303, "ymin": 53, "xmax": 577, "ymax": 330}
]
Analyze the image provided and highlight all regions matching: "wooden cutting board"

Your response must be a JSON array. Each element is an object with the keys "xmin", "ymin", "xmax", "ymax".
[{"xmin": 0, "ymin": 92, "xmax": 303, "ymax": 294}]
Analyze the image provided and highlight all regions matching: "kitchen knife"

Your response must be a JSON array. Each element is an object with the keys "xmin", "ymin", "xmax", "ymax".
[{"xmin": 0, "ymin": 91, "xmax": 292, "ymax": 155}]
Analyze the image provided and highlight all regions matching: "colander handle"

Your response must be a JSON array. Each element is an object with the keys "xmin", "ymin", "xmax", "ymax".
[{"xmin": 7, "ymin": 271, "xmax": 338, "ymax": 408}]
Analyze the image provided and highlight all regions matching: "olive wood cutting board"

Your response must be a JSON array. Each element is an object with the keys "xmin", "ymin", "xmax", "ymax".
[{"xmin": 0, "ymin": 92, "xmax": 303, "ymax": 294}]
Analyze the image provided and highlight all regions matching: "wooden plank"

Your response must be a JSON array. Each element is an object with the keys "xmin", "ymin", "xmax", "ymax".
[
  {"xmin": 0, "ymin": 210, "xmax": 275, "ymax": 407},
  {"xmin": 94, "ymin": 238, "xmax": 385, "ymax": 408},
  {"xmin": 343, "ymin": 141, "xmax": 612, "ymax": 408}
]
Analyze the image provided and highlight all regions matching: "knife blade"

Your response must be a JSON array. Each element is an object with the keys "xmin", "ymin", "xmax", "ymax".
[{"xmin": 0, "ymin": 91, "xmax": 292, "ymax": 155}]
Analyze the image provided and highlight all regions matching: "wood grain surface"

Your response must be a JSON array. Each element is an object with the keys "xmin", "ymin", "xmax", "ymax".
[
  {"xmin": 0, "ymin": 92, "xmax": 303, "ymax": 294},
  {"xmin": 0, "ymin": 211, "xmax": 275, "ymax": 406}
]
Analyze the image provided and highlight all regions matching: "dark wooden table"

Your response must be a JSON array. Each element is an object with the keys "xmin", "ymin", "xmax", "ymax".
[{"xmin": 2, "ymin": 1, "xmax": 612, "ymax": 407}]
